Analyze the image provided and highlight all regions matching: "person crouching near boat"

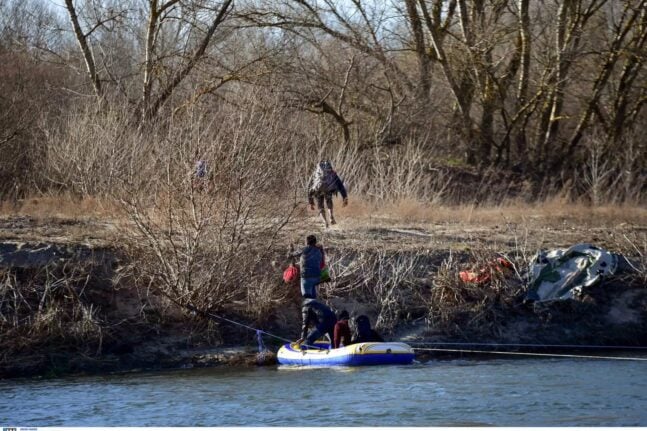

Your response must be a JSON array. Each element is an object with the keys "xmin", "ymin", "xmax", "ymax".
[
  {"xmin": 296, "ymin": 298, "xmax": 337, "ymax": 349},
  {"xmin": 333, "ymin": 310, "xmax": 352, "ymax": 348}
]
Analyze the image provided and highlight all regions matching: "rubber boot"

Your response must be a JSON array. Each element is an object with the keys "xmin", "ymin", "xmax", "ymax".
[{"xmin": 319, "ymin": 210, "xmax": 329, "ymax": 228}]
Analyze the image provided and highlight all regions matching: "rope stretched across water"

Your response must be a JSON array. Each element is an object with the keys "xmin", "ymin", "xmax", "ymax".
[
  {"xmin": 185, "ymin": 304, "xmax": 292, "ymax": 344},
  {"xmin": 184, "ymin": 304, "xmax": 647, "ymax": 361},
  {"xmin": 406, "ymin": 341, "xmax": 647, "ymax": 350},
  {"xmin": 411, "ymin": 346, "xmax": 647, "ymax": 362}
]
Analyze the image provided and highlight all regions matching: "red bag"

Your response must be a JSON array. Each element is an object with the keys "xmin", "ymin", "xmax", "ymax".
[
  {"xmin": 459, "ymin": 258, "xmax": 513, "ymax": 284},
  {"xmin": 317, "ymin": 245, "xmax": 326, "ymax": 269},
  {"xmin": 283, "ymin": 264, "xmax": 300, "ymax": 284}
]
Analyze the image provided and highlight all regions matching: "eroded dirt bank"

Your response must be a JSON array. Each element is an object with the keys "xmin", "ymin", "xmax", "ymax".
[{"xmin": 1, "ymin": 209, "xmax": 646, "ymax": 379}]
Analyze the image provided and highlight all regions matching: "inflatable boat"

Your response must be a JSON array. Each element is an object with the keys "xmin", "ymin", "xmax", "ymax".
[{"xmin": 277, "ymin": 341, "xmax": 415, "ymax": 366}]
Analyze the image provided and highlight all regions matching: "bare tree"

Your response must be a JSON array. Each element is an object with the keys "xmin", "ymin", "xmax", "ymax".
[
  {"xmin": 62, "ymin": 0, "xmax": 234, "ymax": 122},
  {"xmin": 4, "ymin": 0, "xmax": 647, "ymax": 202},
  {"xmin": 564, "ymin": 0, "xmax": 646, "ymax": 162}
]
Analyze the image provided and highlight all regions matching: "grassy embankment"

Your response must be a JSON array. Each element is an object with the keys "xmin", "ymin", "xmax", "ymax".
[{"xmin": 0, "ymin": 195, "xmax": 646, "ymax": 377}]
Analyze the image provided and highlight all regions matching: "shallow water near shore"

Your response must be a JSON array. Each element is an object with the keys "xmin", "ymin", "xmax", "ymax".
[{"xmin": 2, "ymin": 355, "xmax": 647, "ymax": 427}]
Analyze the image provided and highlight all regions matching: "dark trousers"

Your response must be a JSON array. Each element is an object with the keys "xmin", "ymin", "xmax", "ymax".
[
  {"xmin": 305, "ymin": 321, "xmax": 335, "ymax": 347},
  {"xmin": 316, "ymin": 193, "xmax": 334, "ymax": 210}
]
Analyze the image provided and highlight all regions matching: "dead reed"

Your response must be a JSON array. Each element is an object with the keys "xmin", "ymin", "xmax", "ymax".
[{"xmin": 0, "ymin": 263, "xmax": 105, "ymax": 366}]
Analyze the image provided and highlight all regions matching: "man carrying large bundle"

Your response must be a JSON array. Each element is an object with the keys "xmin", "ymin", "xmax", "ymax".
[{"xmin": 307, "ymin": 160, "xmax": 348, "ymax": 228}]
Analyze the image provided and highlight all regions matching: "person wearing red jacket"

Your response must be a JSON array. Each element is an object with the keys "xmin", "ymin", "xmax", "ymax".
[{"xmin": 333, "ymin": 310, "xmax": 352, "ymax": 348}]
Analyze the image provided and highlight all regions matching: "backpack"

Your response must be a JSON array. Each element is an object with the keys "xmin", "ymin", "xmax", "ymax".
[{"xmin": 310, "ymin": 160, "xmax": 338, "ymax": 194}]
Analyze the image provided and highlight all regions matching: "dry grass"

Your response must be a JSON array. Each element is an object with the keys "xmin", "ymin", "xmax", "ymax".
[
  {"xmin": 0, "ymin": 263, "xmax": 106, "ymax": 365},
  {"xmin": 338, "ymin": 196, "xmax": 647, "ymax": 227},
  {"xmin": 0, "ymin": 194, "xmax": 124, "ymax": 220},
  {"xmin": 422, "ymin": 246, "xmax": 526, "ymax": 338},
  {"xmin": 3, "ymin": 194, "xmax": 644, "ymax": 231}
]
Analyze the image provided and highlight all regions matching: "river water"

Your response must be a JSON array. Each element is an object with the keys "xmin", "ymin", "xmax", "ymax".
[{"xmin": 2, "ymin": 356, "xmax": 646, "ymax": 427}]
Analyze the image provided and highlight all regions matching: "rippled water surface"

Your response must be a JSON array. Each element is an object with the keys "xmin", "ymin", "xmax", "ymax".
[{"xmin": 2, "ymin": 357, "xmax": 647, "ymax": 426}]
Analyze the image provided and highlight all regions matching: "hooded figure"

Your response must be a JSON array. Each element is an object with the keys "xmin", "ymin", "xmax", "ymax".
[{"xmin": 351, "ymin": 315, "xmax": 384, "ymax": 344}]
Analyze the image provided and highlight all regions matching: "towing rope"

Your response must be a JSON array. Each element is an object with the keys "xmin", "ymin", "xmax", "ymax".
[
  {"xmin": 184, "ymin": 304, "xmax": 647, "ymax": 361},
  {"xmin": 185, "ymin": 303, "xmax": 292, "ymax": 345},
  {"xmin": 406, "ymin": 341, "xmax": 647, "ymax": 350},
  {"xmin": 411, "ymin": 346, "xmax": 647, "ymax": 362},
  {"xmin": 185, "ymin": 303, "xmax": 328, "ymax": 351}
]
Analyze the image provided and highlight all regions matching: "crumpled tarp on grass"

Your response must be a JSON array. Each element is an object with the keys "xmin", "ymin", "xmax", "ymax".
[{"xmin": 525, "ymin": 243, "xmax": 618, "ymax": 303}]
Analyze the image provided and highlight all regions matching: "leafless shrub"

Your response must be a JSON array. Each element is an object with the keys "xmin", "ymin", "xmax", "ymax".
[
  {"xmin": 424, "ymin": 247, "xmax": 525, "ymax": 339},
  {"xmin": 580, "ymin": 136, "xmax": 617, "ymax": 206},
  {"xmin": 607, "ymin": 232, "xmax": 647, "ymax": 289},
  {"xmin": 359, "ymin": 138, "xmax": 453, "ymax": 204},
  {"xmin": 614, "ymin": 132, "xmax": 647, "ymax": 205},
  {"xmin": 43, "ymin": 106, "xmax": 147, "ymax": 197},
  {"xmin": 368, "ymin": 251, "xmax": 423, "ymax": 331},
  {"xmin": 0, "ymin": 49, "xmax": 66, "ymax": 200},
  {"xmin": 322, "ymin": 248, "xmax": 426, "ymax": 333},
  {"xmin": 0, "ymin": 262, "xmax": 104, "ymax": 362},
  {"xmin": 111, "ymin": 98, "xmax": 301, "ymax": 321}
]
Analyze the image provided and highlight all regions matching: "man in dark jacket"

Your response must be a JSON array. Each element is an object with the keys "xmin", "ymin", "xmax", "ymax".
[
  {"xmin": 307, "ymin": 160, "xmax": 348, "ymax": 228},
  {"xmin": 297, "ymin": 298, "xmax": 337, "ymax": 348},
  {"xmin": 289, "ymin": 234, "xmax": 323, "ymax": 299}
]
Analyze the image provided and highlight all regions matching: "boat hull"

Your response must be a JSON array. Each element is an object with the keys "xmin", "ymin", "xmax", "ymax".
[{"xmin": 277, "ymin": 342, "xmax": 415, "ymax": 366}]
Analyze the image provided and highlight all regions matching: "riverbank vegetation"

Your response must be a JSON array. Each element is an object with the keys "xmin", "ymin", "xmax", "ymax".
[
  {"xmin": 1, "ymin": 200, "xmax": 645, "ymax": 377},
  {"xmin": 2, "ymin": 0, "xmax": 646, "ymax": 202},
  {"xmin": 0, "ymin": 0, "xmax": 646, "ymax": 377}
]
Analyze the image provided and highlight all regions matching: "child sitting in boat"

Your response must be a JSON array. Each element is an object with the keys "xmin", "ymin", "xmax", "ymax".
[
  {"xmin": 351, "ymin": 315, "xmax": 384, "ymax": 344},
  {"xmin": 333, "ymin": 310, "xmax": 352, "ymax": 348}
]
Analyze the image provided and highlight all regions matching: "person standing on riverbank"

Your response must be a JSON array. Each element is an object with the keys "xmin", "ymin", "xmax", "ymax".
[
  {"xmin": 288, "ymin": 234, "xmax": 324, "ymax": 299},
  {"xmin": 307, "ymin": 160, "xmax": 348, "ymax": 228},
  {"xmin": 297, "ymin": 298, "xmax": 337, "ymax": 348}
]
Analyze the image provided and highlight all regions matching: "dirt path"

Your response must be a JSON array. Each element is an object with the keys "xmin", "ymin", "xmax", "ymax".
[{"xmin": 286, "ymin": 208, "xmax": 646, "ymax": 259}]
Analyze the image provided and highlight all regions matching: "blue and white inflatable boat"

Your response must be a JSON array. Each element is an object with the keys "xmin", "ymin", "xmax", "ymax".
[{"xmin": 277, "ymin": 341, "xmax": 415, "ymax": 366}]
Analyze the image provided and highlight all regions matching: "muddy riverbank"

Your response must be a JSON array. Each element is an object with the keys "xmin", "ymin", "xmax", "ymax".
[{"xmin": 1, "ymin": 206, "xmax": 646, "ymax": 379}]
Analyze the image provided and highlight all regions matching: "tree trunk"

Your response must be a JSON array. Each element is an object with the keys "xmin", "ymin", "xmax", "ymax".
[
  {"xmin": 514, "ymin": 0, "xmax": 531, "ymax": 167},
  {"xmin": 565, "ymin": 1, "xmax": 645, "ymax": 162},
  {"xmin": 64, "ymin": 0, "xmax": 103, "ymax": 103},
  {"xmin": 404, "ymin": 0, "xmax": 431, "ymax": 101},
  {"xmin": 141, "ymin": 0, "xmax": 160, "ymax": 122},
  {"xmin": 144, "ymin": 0, "xmax": 233, "ymax": 123}
]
